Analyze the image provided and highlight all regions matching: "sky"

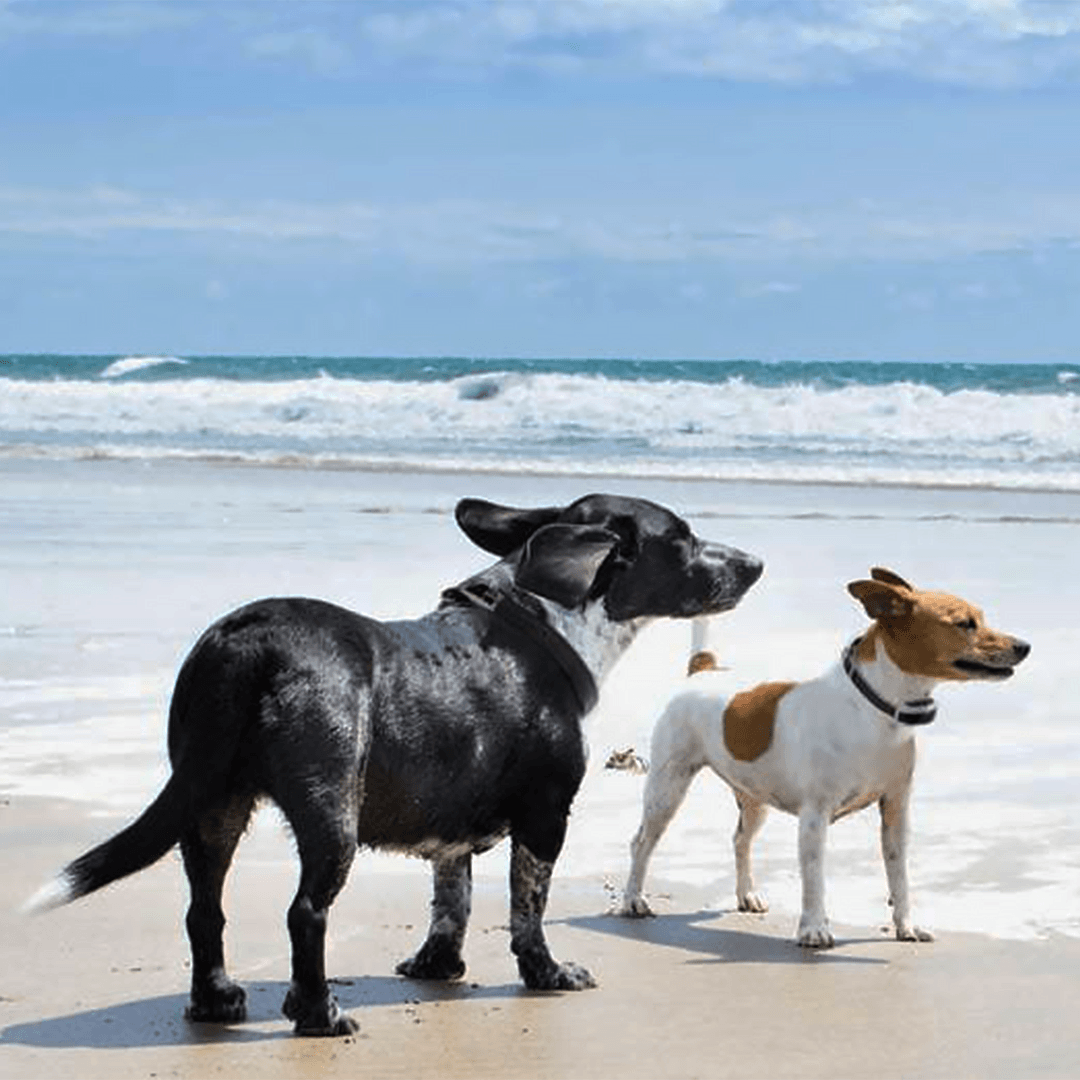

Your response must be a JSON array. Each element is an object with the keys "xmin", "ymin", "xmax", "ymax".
[{"xmin": 2, "ymin": 0, "xmax": 1080, "ymax": 362}]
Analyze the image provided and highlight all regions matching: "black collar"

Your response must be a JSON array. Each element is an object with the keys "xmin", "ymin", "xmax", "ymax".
[
  {"xmin": 442, "ymin": 582, "xmax": 599, "ymax": 716},
  {"xmin": 843, "ymin": 636, "xmax": 937, "ymax": 726}
]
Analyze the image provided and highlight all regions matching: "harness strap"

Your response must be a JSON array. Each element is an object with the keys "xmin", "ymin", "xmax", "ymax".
[{"xmin": 443, "ymin": 583, "xmax": 599, "ymax": 716}]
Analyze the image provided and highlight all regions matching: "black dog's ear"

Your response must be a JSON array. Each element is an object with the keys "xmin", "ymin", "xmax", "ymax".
[
  {"xmin": 455, "ymin": 498, "xmax": 563, "ymax": 556},
  {"xmin": 515, "ymin": 524, "xmax": 619, "ymax": 609}
]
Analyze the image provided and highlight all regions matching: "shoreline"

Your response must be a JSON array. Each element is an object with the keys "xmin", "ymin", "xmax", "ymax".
[{"xmin": 4, "ymin": 446, "xmax": 1080, "ymax": 499}]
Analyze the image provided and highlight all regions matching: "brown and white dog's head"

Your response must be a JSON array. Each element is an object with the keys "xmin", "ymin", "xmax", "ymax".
[{"xmin": 847, "ymin": 567, "xmax": 1030, "ymax": 682}]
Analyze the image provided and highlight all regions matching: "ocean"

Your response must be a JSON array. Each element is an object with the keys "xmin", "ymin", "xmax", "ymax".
[{"xmin": 3, "ymin": 354, "xmax": 1080, "ymax": 491}]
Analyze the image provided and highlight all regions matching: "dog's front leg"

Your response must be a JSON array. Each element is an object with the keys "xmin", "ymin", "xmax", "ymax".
[
  {"xmin": 880, "ymin": 792, "xmax": 934, "ymax": 943},
  {"xmin": 796, "ymin": 806, "xmax": 834, "ymax": 948},
  {"xmin": 509, "ymin": 840, "xmax": 597, "ymax": 991},
  {"xmin": 396, "ymin": 853, "xmax": 471, "ymax": 980}
]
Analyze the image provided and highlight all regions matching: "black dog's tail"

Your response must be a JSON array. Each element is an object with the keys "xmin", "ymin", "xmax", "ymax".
[
  {"xmin": 22, "ymin": 774, "xmax": 195, "ymax": 913},
  {"xmin": 23, "ymin": 622, "xmax": 256, "ymax": 915}
]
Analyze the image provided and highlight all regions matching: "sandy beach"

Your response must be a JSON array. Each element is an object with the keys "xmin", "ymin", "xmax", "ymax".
[{"xmin": 2, "ymin": 457, "xmax": 1079, "ymax": 1078}]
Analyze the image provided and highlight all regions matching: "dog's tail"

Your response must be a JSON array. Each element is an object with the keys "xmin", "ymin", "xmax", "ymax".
[
  {"xmin": 22, "ymin": 774, "xmax": 194, "ymax": 913},
  {"xmin": 23, "ymin": 630, "xmax": 253, "ymax": 915},
  {"xmin": 686, "ymin": 617, "xmax": 722, "ymax": 676}
]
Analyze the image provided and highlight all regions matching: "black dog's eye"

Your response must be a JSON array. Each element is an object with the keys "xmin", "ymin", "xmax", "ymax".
[{"xmin": 954, "ymin": 617, "xmax": 977, "ymax": 631}]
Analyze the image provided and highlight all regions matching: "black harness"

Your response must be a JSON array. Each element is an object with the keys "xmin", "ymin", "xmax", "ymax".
[
  {"xmin": 443, "ymin": 583, "xmax": 599, "ymax": 716},
  {"xmin": 843, "ymin": 636, "xmax": 937, "ymax": 726}
]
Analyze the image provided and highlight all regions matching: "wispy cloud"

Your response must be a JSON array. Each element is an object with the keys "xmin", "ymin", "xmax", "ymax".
[
  {"xmin": 333, "ymin": 0, "xmax": 1080, "ymax": 88},
  {"xmin": 0, "ymin": 0, "xmax": 196, "ymax": 39},
  {"xmin": 3, "ymin": 183, "xmax": 1080, "ymax": 266},
  {"xmin": 4, "ymin": 1, "xmax": 1080, "ymax": 87}
]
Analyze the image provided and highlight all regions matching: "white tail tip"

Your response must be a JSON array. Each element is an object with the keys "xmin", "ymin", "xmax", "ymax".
[{"xmin": 21, "ymin": 872, "xmax": 76, "ymax": 915}]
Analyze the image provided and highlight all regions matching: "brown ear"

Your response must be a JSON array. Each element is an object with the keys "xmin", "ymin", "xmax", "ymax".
[
  {"xmin": 870, "ymin": 567, "xmax": 914, "ymax": 591},
  {"xmin": 848, "ymin": 579, "xmax": 915, "ymax": 620}
]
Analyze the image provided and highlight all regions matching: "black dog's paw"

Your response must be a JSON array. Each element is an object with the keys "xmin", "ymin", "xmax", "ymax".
[
  {"xmin": 548, "ymin": 961, "xmax": 597, "ymax": 991},
  {"xmin": 519, "ymin": 955, "xmax": 597, "ymax": 992},
  {"xmin": 282, "ymin": 987, "xmax": 359, "ymax": 1037},
  {"xmin": 185, "ymin": 976, "xmax": 248, "ymax": 1024},
  {"xmin": 396, "ymin": 940, "xmax": 466, "ymax": 981}
]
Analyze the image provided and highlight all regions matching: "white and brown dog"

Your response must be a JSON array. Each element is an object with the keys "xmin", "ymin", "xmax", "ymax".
[{"xmin": 621, "ymin": 568, "xmax": 1030, "ymax": 948}]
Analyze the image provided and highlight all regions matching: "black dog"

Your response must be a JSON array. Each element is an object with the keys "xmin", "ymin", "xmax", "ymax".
[{"xmin": 27, "ymin": 494, "xmax": 762, "ymax": 1036}]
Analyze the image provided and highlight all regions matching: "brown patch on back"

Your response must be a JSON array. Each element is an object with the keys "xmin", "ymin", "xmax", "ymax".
[
  {"xmin": 723, "ymin": 681, "xmax": 797, "ymax": 762},
  {"xmin": 687, "ymin": 650, "xmax": 719, "ymax": 675}
]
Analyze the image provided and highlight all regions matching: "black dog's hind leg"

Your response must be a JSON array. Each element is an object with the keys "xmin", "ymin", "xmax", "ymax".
[
  {"xmin": 509, "ymin": 838, "xmax": 596, "ymax": 991},
  {"xmin": 279, "ymin": 806, "xmax": 359, "ymax": 1036},
  {"xmin": 181, "ymin": 794, "xmax": 256, "ymax": 1024},
  {"xmin": 396, "ymin": 853, "xmax": 471, "ymax": 981}
]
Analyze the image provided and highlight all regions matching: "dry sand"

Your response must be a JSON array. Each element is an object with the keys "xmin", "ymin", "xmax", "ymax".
[{"xmin": 2, "ymin": 457, "xmax": 1078, "ymax": 1078}]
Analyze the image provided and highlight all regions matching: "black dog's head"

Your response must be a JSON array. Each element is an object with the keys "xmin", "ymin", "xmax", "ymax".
[{"xmin": 455, "ymin": 494, "xmax": 763, "ymax": 622}]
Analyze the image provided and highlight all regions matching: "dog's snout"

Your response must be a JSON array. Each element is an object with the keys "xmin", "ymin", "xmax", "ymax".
[
  {"xmin": 1012, "ymin": 639, "xmax": 1031, "ymax": 661},
  {"xmin": 736, "ymin": 554, "xmax": 765, "ymax": 590},
  {"xmin": 700, "ymin": 543, "xmax": 764, "ymax": 606},
  {"xmin": 705, "ymin": 544, "xmax": 763, "ymax": 588}
]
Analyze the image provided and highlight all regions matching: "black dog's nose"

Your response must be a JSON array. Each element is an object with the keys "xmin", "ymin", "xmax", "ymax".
[
  {"xmin": 741, "ymin": 556, "xmax": 764, "ymax": 588},
  {"xmin": 1013, "ymin": 639, "xmax": 1031, "ymax": 661}
]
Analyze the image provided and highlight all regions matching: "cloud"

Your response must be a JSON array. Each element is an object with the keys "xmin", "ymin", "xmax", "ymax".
[
  {"xmin": 5, "ymin": 1, "xmax": 1080, "ymax": 88},
  {"xmin": 3, "ymin": 183, "xmax": 1080, "ymax": 267},
  {"xmin": 344, "ymin": 0, "xmax": 1080, "ymax": 88},
  {"xmin": 0, "ymin": 0, "xmax": 196, "ymax": 39},
  {"xmin": 247, "ymin": 26, "xmax": 350, "ymax": 75}
]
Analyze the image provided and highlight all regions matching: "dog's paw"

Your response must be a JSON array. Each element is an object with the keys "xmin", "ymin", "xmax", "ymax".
[
  {"xmin": 546, "ymin": 961, "xmax": 598, "ymax": 992},
  {"xmin": 185, "ymin": 975, "xmax": 248, "ymax": 1024},
  {"xmin": 396, "ymin": 945, "xmax": 466, "ymax": 981},
  {"xmin": 797, "ymin": 920, "xmax": 835, "ymax": 949},
  {"xmin": 895, "ymin": 923, "xmax": 935, "ymax": 943},
  {"xmin": 282, "ymin": 987, "xmax": 359, "ymax": 1037},
  {"xmin": 737, "ymin": 891, "xmax": 768, "ymax": 914},
  {"xmin": 619, "ymin": 896, "xmax": 656, "ymax": 918},
  {"xmin": 518, "ymin": 953, "xmax": 598, "ymax": 991}
]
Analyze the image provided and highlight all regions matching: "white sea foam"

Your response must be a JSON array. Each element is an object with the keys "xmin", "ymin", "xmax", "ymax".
[
  {"xmin": 2, "ymin": 371, "xmax": 1079, "ymax": 491},
  {"xmin": 99, "ymin": 355, "xmax": 187, "ymax": 378}
]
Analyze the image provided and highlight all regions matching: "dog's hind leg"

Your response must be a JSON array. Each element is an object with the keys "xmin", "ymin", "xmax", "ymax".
[
  {"xmin": 621, "ymin": 703, "xmax": 705, "ymax": 917},
  {"xmin": 733, "ymin": 791, "xmax": 769, "ymax": 913},
  {"xmin": 181, "ymin": 793, "xmax": 256, "ymax": 1024},
  {"xmin": 509, "ymin": 838, "xmax": 597, "ymax": 991},
  {"xmin": 396, "ymin": 853, "xmax": 471, "ymax": 981},
  {"xmin": 620, "ymin": 757, "xmax": 699, "ymax": 917},
  {"xmin": 278, "ymin": 799, "xmax": 360, "ymax": 1036}
]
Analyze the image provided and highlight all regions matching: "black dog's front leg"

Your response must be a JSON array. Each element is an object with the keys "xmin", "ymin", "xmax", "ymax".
[
  {"xmin": 397, "ymin": 853, "xmax": 471, "ymax": 981},
  {"xmin": 509, "ymin": 839, "xmax": 596, "ymax": 991}
]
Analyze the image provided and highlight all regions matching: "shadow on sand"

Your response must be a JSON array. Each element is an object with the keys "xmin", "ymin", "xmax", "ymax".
[
  {"xmin": 0, "ymin": 973, "xmax": 519, "ymax": 1050},
  {"xmin": 562, "ymin": 907, "xmax": 891, "ymax": 967}
]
